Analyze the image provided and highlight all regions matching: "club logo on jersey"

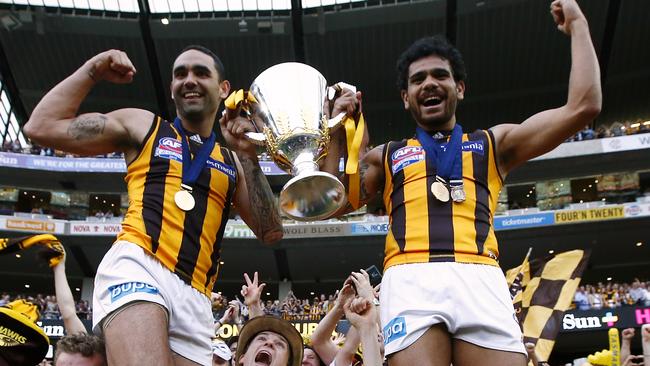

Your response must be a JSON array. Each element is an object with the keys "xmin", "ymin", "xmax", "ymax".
[
  {"xmin": 207, "ymin": 159, "xmax": 236, "ymax": 182},
  {"xmin": 109, "ymin": 282, "xmax": 159, "ymax": 303},
  {"xmin": 155, "ymin": 137, "xmax": 183, "ymax": 161},
  {"xmin": 383, "ymin": 316, "xmax": 407, "ymax": 344},
  {"xmin": 391, "ymin": 146, "xmax": 424, "ymax": 174}
]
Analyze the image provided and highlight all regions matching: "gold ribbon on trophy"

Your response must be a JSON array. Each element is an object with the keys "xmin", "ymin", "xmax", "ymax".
[{"xmin": 343, "ymin": 112, "xmax": 365, "ymax": 210}]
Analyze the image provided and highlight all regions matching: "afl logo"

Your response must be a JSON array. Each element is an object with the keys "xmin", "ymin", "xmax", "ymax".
[
  {"xmin": 391, "ymin": 146, "xmax": 424, "ymax": 174},
  {"xmin": 159, "ymin": 137, "xmax": 182, "ymax": 150},
  {"xmin": 155, "ymin": 137, "xmax": 183, "ymax": 161}
]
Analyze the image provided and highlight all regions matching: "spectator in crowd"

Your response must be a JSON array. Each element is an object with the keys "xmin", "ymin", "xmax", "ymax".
[
  {"xmin": 235, "ymin": 315, "xmax": 303, "ymax": 366},
  {"xmin": 573, "ymin": 286, "xmax": 590, "ymax": 311},
  {"xmin": 10, "ymin": 138, "xmax": 22, "ymax": 153},
  {"xmin": 588, "ymin": 285, "xmax": 604, "ymax": 310},
  {"xmin": 54, "ymin": 333, "xmax": 106, "ymax": 366},
  {"xmin": 0, "ymin": 293, "xmax": 9, "ymax": 306},
  {"xmin": 42, "ymin": 295, "xmax": 59, "ymax": 319},
  {"xmin": 310, "ymin": 278, "xmax": 362, "ymax": 366},
  {"xmin": 302, "ymin": 346, "xmax": 326, "ymax": 366},
  {"xmin": 342, "ymin": 270, "xmax": 384, "ymax": 366},
  {"xmin": 629, "ymin": 278, "xmax": 649, "ymax": 305}
]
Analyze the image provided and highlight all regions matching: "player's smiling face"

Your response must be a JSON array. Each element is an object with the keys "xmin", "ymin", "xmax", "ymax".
[{"xmin": 401, "ymin": 55, "xmax": 464, "ymax": 131}]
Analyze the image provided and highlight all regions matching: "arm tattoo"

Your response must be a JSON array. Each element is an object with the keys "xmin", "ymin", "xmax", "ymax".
[
  {"xmin": 239, "ymin": 156, "xmax": 283, "ymax": 243},
  {"xmin": 67, "ymin": 115, "xmax": 107, "ymax": 140}
]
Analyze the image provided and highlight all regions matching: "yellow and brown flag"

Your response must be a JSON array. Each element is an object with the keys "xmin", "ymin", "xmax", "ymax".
[
  {"xmin": 0, "ymin": 234, "xmax": 65, "ymax": 267},
  {"xmin": 506, "ymin": 249, "xmax": 590, "ymax": 363}
]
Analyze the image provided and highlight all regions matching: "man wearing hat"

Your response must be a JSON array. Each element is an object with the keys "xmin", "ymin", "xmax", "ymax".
[{"xmin": 235, "ymin": 315, "xmax": 303, "ymax": 366}]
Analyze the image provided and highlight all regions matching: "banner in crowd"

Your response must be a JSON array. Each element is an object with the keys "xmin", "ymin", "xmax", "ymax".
[
  {"xmin": 224, "ymin": 222, "xmax": 347, "ymax": 239},
  {"xmin": 1, "ymin": 201, "xmax": 648, "ymax": 238},
  {"xmin": 494, "ymin": 213, "xmax": 555, "ymax": 230},
  {"xmin": 0, "ymin": 217, "xmax": 65, "ymax": 234},
  {"xmin": 68, "ymin": 222, "xmax": 123, "ymax": 236},
  {"xmin": 561, "ymin": 306, "xmax": 650, "ymax": 332},
  {"xmin": 600, "ymin": 133, "xmax": 650, "ymax": 153},
  {"xmin": 216, "ymin": 321, "xmax": 326, "ymax": 339},
  {"xmin": 506, "ymin": 249, "xmax": 590, "ymax": 362},
  {"xmin": 555, "ymin": 206, "xmax": 625, "ymax": 224},
  {"xmin": 0, "ymin": 151, "xmax": 288, "ymax": 175}
]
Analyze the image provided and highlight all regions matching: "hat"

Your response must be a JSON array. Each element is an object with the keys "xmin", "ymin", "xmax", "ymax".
[
  {"xmin": 0, "ymin": 300, "xmax": 50, "ymax": 366},
  {"xmin": 212, "ymin": 340, "xmax": 232, "ymax": 361},
  {"xmin": 236, "ymin": 316, "xmax": 303, "ymax": 366}
]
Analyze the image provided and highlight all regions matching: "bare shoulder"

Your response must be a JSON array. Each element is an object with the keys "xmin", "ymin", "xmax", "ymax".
[
  {"xmin": 489, "ymin": 124, "xmax": 518, "ymax": 144},
  {"xmin": 106, "ymin": 108, "xmax": 156, "ymax": 147}
]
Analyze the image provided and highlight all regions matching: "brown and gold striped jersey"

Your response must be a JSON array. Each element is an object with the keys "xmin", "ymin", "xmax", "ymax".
[
  {"xmin": 117, "ymin": 116, "xmax": 237, "ymax": 296},
  {"xmin": 382, "ymin": 129, "xmax": 503, "ymax": 270}
]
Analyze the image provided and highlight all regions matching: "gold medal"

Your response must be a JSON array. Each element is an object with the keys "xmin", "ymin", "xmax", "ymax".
[
  {"xmin": 174, "ymin": 186, "xmax": 195, "ymax": 211},
  {"xmin": 431, "ymin": 181, "xmax": 450, "ymax": 202}
]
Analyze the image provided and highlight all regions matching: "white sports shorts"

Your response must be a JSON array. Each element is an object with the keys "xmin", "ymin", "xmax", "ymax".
[
  {"xmin": 379, "ymin": 262, "xmax": 526, "ymax": 357},
  {"xmin": 92, "ymin": 241, "xmax": 213, "ymax": 365}
]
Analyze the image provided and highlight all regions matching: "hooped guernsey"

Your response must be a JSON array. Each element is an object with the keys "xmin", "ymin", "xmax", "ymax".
[
  {"xmin": 381, "ymin": 129, "xmax": 503, "ymax": 269},
  {"xmin": 117, "ymin": 116, "xmax": 237, "ymax": 296}
]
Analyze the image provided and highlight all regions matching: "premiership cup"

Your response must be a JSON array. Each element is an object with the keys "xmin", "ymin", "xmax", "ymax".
[{"xmin": 243, "ymin": 63, "xmax": 351, "ymax": 221}]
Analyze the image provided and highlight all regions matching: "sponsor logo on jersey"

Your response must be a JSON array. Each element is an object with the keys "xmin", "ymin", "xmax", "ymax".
[
  {"xmin": 461, "ymin": 140, "xmax": 484, "ymax": 155},
  {"xmin": 383, "ymin": 316, "xmax": 407, "ymax": 344},
  {"xmin": 207, "ymin": 158, "xmax": 236, "ymax": 181},
  {"xmin": 109, "ymin": 282, "xmax": 159, "ymax": 303},
  {"xmin": 391, "ymin": 146, "xmax": 424, "ymax": 174}
]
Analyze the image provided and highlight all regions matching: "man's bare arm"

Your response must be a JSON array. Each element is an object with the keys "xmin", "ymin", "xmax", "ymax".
[
  {"xmin": 23, "ymin": 50, "xmax": 152, "ymax": 157},
  {"xmin": 232, "ymin": 152, "xmax": 283, "ymax": 244},
  {"xmin": 492, "ymin": 0, "xmax": 601, "ymax": 176}
]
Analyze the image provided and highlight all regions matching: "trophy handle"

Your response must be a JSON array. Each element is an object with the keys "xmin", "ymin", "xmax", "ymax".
[
  {"xmin": 326, "ymin": 82, "xmax": 358, "ymax": 131},
  {"xmin": 244, "ymin": 132, "xmax": 267, "ymax": 146}
]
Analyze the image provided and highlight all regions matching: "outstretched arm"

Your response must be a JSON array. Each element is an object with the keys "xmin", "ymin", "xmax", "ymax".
[
  {"xmin": 310, "ymin": 282, "xmax": 356, "ymax": 365},
  {"xmin": 23, "ymin": 50, "xmax": 152, "ymax": 158},
  {"xmin": 491, "ymin": 0, "xmax": 601, "ymax": 176},
  {"xmin": 52, "ymin": 254, "xmax": 86, "ymax": 335}
]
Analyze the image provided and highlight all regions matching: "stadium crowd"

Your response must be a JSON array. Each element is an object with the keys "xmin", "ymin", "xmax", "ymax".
[{"xmin": 2, "ymin": 277, "xmax": 648, "ymax": 325}]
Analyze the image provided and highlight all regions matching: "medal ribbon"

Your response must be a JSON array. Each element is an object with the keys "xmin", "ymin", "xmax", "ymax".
[
  {"xmin": 415, "ymin": 123, "xmax": 463, "ymax": 184},
  {"xmin": 173, "ymin": 118, "xmax": 216, "ymax": 187}
]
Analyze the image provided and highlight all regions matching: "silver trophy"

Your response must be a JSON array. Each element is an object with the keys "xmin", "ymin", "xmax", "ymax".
[{"xmin": 244, "ymin": 62, "xmax": 352, "ymax": 221}]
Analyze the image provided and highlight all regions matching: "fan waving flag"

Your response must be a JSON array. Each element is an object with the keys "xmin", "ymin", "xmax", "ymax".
[
  {"xmin": 0, "ymin": 234, "xmax": 65, "ymax": 267},
  {"xmin": 506, "ymin": 249, "xmax": 590, "ymax": 363}
]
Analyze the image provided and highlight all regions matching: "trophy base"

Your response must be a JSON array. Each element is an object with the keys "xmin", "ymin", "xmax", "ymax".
[{"xmin": 280, "ymin": 171, "xmax": 346, "ymax": 221}]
